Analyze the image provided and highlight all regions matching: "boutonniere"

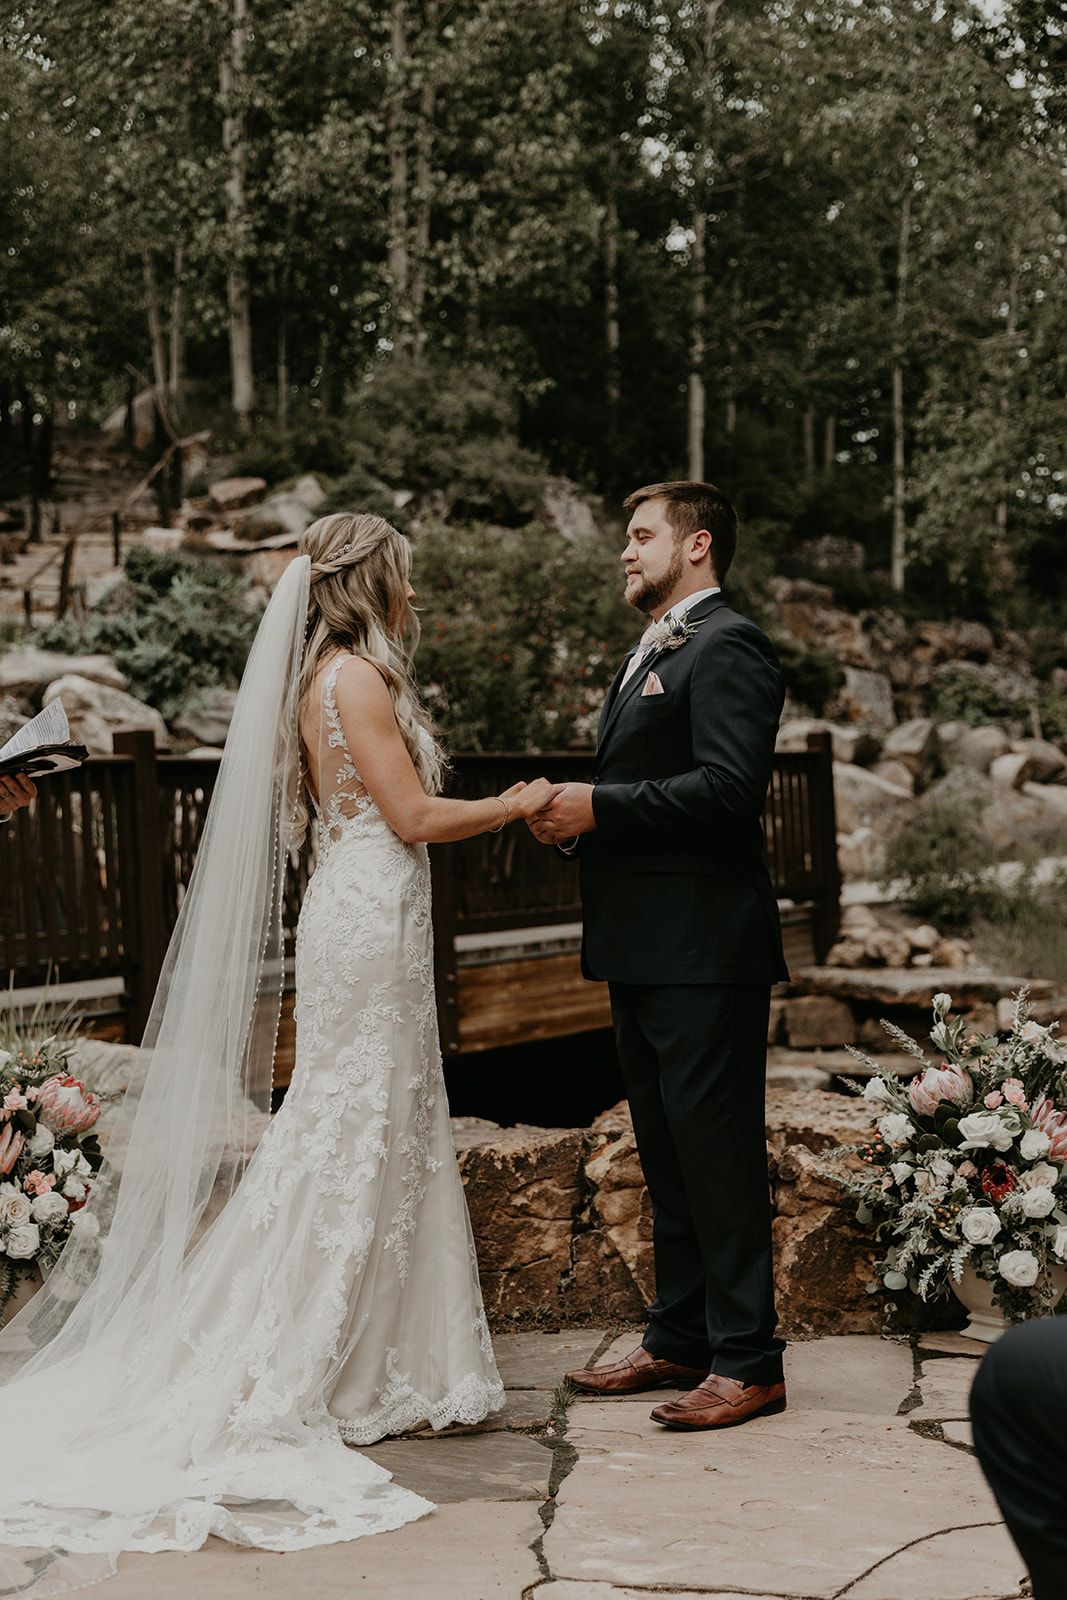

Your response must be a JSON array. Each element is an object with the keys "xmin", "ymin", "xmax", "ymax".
[{"xmin": 645, "ymin": 612, "xmax": 703, "ymax": 654}]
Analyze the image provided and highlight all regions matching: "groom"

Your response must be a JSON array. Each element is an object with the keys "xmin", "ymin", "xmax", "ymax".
[{"xmin": 531, "ymin": 480, "xmax": 789, "ymax": 1430}]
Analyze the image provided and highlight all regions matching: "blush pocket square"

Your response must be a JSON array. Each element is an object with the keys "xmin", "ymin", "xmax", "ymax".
[{"xmin": 641, "ymin": 670, "xmax": 665, "ymax": 697}]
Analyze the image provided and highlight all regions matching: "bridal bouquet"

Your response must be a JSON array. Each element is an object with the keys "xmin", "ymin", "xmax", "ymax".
[
  {"xmin": 0, "ymin": 1038, "xmax": 105, "ymax": 1312},
  {"xmin": 831, "ymin": 990, "xmax": 1067, "ymax": 1323}
]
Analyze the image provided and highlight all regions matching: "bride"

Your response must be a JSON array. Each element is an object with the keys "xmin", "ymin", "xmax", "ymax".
[{"xmin": 0, "ymin": 512, "xmax": 558, "ymax": 1596}]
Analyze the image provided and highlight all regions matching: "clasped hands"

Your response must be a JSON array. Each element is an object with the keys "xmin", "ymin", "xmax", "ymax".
[
  {"xmin": 0, "ymin": 772, "xmax": 37, "ymax": 814},
  {"xmin": 499, "ymin": 779, "xmax": 596, "ymax": 845}
]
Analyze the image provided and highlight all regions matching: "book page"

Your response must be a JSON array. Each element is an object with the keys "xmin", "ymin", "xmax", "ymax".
[{"xmin": 0, "ymin": 698, "xmax": 71, "ymax": 762}]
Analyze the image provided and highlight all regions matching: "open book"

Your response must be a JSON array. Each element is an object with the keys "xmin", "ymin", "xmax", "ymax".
[{"xmin": 0, "ymin": 699, "xmax": 89, "ymax": 778}]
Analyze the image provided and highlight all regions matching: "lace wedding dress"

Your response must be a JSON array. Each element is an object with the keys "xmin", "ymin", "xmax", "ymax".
[{"xmin": 0, "ymin": 567, "xmax": 503, "ymax": 1597}]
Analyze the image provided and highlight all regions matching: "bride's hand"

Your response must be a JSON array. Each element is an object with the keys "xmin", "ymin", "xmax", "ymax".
[{"xmin": 503, "ymin": 778, "xmax": 560, "ymax": 820}]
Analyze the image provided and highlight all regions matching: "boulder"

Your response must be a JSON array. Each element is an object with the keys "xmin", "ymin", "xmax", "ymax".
[
  {"xmin": 42, "ymin": 675, "xmax": 169, "ymax": 755},
  {"xmin": 870, "ymin": 759, "xmax": 914, "ymax": 793},
  {"xmin": 836, "ymin": 825, "xmax": 885, "ymax": 882},
  {"xmin": 948, "ymin": 724, "xmax": 1010, "ymax": 774},
  {"xmin": 912, "ymin": 620, "xmax": 994, "ymax": 665},
  {"xmin": 1011, "ymin": 738, "xmax": 1067, "ymax": 784},
  {"xmin": 540, "ymin": 478, "xmax": 600, "ymax": 543},
  {"xmin": 776, "ymin": 718, "xmax": 880, "ymax": 764},
  {"xmin": 791, "ymin": 535, "xmax": 866, "ymax": 571},
  {"xmin": 171, "ymin": 689, "xmax": 239, "ymax": 748},
  {"xmin": 882, "ymin": 717, "xmax": 938, "ymax": 779},
  {"xmin": 0, "ymin": 695, "xmax": 29, "ymax": 747},
  {"xmin": 980, "ymin": 780, "xmax": 1067, "ymax": 854},
  {"xmin": 840, "ymin": 903, "xmax": 879, "ymax": 932},
  {"xmin": 208, "ymin": 476, "xmax": 267, "ymax": 512},
  {"xmin": 235, "ymin": 491, "xmax": 316, "ymax": 543},
  {"xmin": 836, "ymin": 666, "xmax": 896, "ymax": 728},
  {"xmin": 935, "ymin": 721, "xmax": 969, "ymax": 761},
  {"xmin": 290, "ymin": 474, "xmax": 327, "ymax": 509},
  {"xmin": 782, "ymin": 995, "xmax": 856, "ymax": 1048},
  {"xmin": 0, "ymin": 646, "xmax": 126, "ymax": 705},
  {"xmin": 584, "ymin": 1127, "xmax": 656, "ymax": 1304},
  {"xmin": 990, "ymin": 751, "xmax": 1032, "ymax": 790},
  {"xmin": 832, "ymin": 762, "xmax": 914, "ymax": 837}
]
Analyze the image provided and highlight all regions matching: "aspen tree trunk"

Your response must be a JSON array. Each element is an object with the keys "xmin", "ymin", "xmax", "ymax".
[
  {"xmin": 168, "ymin": 239, "xmax": 185, "ymax": 396},
  {"xmin": 277, "ymin": 317, "xmax": 289, "ymax": 428},
  {"xmin": 142, "ymin": 250, "xmax": 168, "ymax": 394},
  {"xmin": 890, "ymin": 190, "xmax": 911, "ymax": 593},
  {"xmin": 802, "ymin": 407, "xmax": 816, "ymax": 488},
  {"xmin": 410, "ymin": 0, "xmax": 437, "ymax": 358},
  {"xmin": 687, "ymin": 0, "xmax": 722, "ymax": 481},
  {"xmin": 387, "ymin": 0, "xmax": 413, "ymax": 357},
  {"xmin": 990, "ymin": 245, "xmax": 1021, "ymax": 594},
  {"xmin": 605, "ymin": 142, "xmax": 621, "ymax": 438},
  {"xmin": 823, "ymin": 414, "xmax": 836, "ymax": 472},
  {"xmin": 725, "ymin": 237, "xmax": 741, "ymax": 438},
  {"xmin": 220, "ymin": 0, "xmax": 255, "ymax": 428}
]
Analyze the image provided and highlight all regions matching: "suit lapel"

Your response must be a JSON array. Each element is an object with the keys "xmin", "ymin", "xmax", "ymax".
[{"xmin": 598, "ymin": 594, "xmax": 727, "ymax": 748}]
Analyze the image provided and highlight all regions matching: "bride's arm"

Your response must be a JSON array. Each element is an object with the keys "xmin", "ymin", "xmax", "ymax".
[{"xmin": 332, "ymin": 655, "xmax": 558, "ymax": 843}]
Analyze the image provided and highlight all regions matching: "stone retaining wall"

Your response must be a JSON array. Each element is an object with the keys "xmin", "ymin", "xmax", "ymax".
[{"xmin": 456, "ymin": 1088, "xmax": 881, "ymax": 1340}]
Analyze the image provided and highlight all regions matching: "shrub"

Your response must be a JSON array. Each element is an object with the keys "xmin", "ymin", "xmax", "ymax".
[
  {"xmin": 881, "ymin": 787, "xmax": 1000, "ymax": 928},
  {"xmin": 773, "ymin": 640, "xmax": 845, "ymax": 714},
  {"xmin": 411, "ymin": 519, "xmax": 637, "ymax": 751},
  {"xmin": 39, "ymin": 546, "xmax": 262, "ymax": 720}
]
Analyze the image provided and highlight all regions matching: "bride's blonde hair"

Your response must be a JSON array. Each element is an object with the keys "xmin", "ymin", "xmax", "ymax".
[{"xmin": 296, "ymin": 513, "xmax": 445, "ymax": 812}]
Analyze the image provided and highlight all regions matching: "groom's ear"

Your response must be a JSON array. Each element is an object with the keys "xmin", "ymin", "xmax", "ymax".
[{"xmin": 687, "ymin": 527, "xmax": 713, "ymax": 571}]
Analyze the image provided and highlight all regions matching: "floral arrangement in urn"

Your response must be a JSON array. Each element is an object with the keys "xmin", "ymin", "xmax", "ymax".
[
  {"xmin": 0, "ymin": 1037, "xmax": 106, "ymax": 1315},
  {"xmin": 831, "ymin": 990, "xmax": 1067, "ymax": 1324}
]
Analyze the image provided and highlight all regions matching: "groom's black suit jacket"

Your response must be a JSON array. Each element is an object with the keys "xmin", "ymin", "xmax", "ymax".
[{"xmin": 579, "ymin": 592, "xmax": 789, "ymax": 987}]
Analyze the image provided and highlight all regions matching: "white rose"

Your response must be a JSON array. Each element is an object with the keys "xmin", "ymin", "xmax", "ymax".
[
  {"xmin": 933, "ymin": 992, "xmax": 952, "ymax": 1014},
  {"xmin": 1051, "ymin": 1224, "xmax": 1067, "ymax": 1262},
  {"xmin": 0, "ymin": 1186, "xmax": 31, "ymax": 1227},
  {"xmin": 1020, "ymin": 1129, "xmax": 1052, "ymax": 1161},
  {"xmin": 1020, "ymin": 1162, "xmax": 1060, "ymax": 1191},
  {"xmin": 70, "ymin": 1210, "xmax": 99, "ymax": 1239},
  {"xmin": 930, "ymin": 1155, "xmax": 955, "ymax": 1182},
  {"xmin": 73, "ymin": 1153, "xmax": 91, "ymax": 1179},
  {"xmin": 960, "ymin": 1207, "xmax": 1002, "ymax": 1245},
  {"xmin": 61, "ymin": 1176, "xmax": 87, "ymax": 1200},
  {"xmin": 29, "ymin": 1191, "xmax": 68, "ymax": 1225},
  {"xmin": 890, "ymin": 1161, "xmax": 913, "ymax": 1186},
  {"xmin": 958, "ymin": 1112, "xmax": 1018, "ymax": 1152},
  {"xmin": 879, "ymin": 1113, "xmax": 915, "ymax": 1146},
  {"xmin": 4, "ymin": 1222, "xmax": 40, "ymax": 1260},
  {"xmin": 26, "ymin": 1124, "xmax": 55, "ymax": 1160},
  {"xmin": 1021, "ymin": 1021, "xmax": 1047, "ymax": 1043},
  {"xmin": 0, "ymin": 1049, "xmax": 11, "ymax": 1069},
  {"xmin": 863, "ymin": 1078, "xmax": 893, "ymax": 1104},
  {"xmin": 51, "ymin": 1148, "xmax": 79, "ymax": 1179},
  {"xmin": 998, "ymin": 1249, "xmax": 1040, "ymax": 1287},
  {"xmin": 1020, "ymin": 1186, "xmax": 1057, "ymax": 1218}
]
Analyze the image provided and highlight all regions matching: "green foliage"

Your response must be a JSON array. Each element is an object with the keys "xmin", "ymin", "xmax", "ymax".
[
  {"xmin": 882, "ymin": 787, "xmax": 1001, "ymax": 928},
  {"xmin": 411, "ymin": 519, "xmax": 637, "ymax": 751},
  {"xmin": 927, "ymin": 663, "xmax": 1036, "ymax": 727},
  {"xmin": 40, "ymin": 546, "xmax": 263, "ymax": 720},
  {"xmin": 976, "ymin": 862, "xmax": 1067, "ymax": 986},
  {"xmin": 227, "ymin": 417, "xmax": 351, "ymax": 484},
  {"xmin": 773, "ymin": 641, "xmax": 845, "ymax": 715}
]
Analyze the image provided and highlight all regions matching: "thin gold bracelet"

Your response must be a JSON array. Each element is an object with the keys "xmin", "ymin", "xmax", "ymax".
[{"xmin": 489, "ymin": 796, "xmax": 509, "ymax": 833}]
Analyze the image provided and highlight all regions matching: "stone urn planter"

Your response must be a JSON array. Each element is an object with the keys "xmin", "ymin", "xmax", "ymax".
[
  {"xmin": 951, "ymin": 1263, "xmax": 1067, "ymax": 1343},
  {"xmin": 0, "ymin": 1268, "xmax": 43, "ymax": 1328}
]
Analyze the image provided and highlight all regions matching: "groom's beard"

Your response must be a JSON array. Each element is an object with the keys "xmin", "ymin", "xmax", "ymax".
[{"xmin": 628, "ymin": 544, "xmax": 686, "ymax": 615}]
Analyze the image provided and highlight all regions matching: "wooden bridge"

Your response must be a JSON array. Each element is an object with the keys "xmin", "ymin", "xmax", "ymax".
[{"xmin": 1, "ymin": 731, "xmax": 840, "ymax": 1072}]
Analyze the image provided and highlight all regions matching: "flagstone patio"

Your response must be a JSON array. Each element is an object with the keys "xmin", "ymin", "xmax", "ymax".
[{"xmin": 97, "ymin": 1329, "xmax": 1025, "ymax": 1600}]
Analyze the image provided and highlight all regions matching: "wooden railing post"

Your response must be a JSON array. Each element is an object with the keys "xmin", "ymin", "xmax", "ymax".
[
  {"xmin": 430, "ymin": 842, "xmax": 461, "ymax": 1058},
  {"xmin": 112, "ymin": 728, "xmax": 168, "ymax": 1042},
  {"xmin": 805, "ymin": 729, "xmax": 842, "ymax": 962}
]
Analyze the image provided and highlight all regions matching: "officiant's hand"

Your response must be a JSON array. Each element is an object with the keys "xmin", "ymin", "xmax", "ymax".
[
  {"xmin": 528, "ymin": 782, "xmax": 596, "ymax": 843},
  {"xmin": 0, "ymin": 772, "xmax": 36, "ymax": 815}
]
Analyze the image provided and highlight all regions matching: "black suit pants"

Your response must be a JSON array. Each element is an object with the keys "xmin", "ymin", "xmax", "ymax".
[
  {"xmin": 970, "ymin": 1316, "xmax": 1067, "ymax": 1599},
  {"xmin": 609, "ymin": 981, "xmax": 785, "ymax": 1387}
]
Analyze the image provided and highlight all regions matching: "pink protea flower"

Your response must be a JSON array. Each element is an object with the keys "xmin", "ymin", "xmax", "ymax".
[
  {"xmin": 0, "ymin": 1122, "xmax": 24, "ymax": 1175},
  {"xmin": 908, "ymin": 1063, "xmax": 974, "ymax": 1117},
  {"xmin": 1002, "ymin": 1079, "xmax": 1029, "ymax": 1110},
  {"xmin": 1031, "ymin": 1096, "xmax": 1067, "ymax": 1164},
  {"xmin": 33, "ymin": 1075, "xmax": 101, "ymax": 1136}
]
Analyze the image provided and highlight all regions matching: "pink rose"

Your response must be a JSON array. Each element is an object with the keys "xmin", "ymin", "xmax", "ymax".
[
  {"xmin": 33, "ymin": 1076, "xmax": 101, "ymax": 1136},
  {"xmin": 984, "ymin": 1091, "xmax": 1003, "ymax": 1109},
  {"xmin": 22, "ymin": 1170, "xmax": 55, "ymax": 1197},
  {"xmin": 1002, "ymin": 1079, "xmax": 1029, "ymax": 1110},
  {"xmin": 0, "ymin": 1122, "xmax": 23, "ymax": 1176},
  {"xmin": 2, "ymin": 1089, "xmax": 27, "ymax": 1111},
  {"xmin": 907, "ymin": 1064, "xmax": 973, "ymax": 1117},
  {"xmin": 959, "ymin": 1160, "xmax": 978, "ymax": 1178}
]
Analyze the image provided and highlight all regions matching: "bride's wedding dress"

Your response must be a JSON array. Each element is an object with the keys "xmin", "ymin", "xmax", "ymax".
[{"xmin": 0, "ymin": 561, "xmax": 503, "ymax": 1597}]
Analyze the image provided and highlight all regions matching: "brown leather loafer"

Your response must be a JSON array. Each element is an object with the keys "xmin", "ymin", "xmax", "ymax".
[
  {"xmin": 565, "ymin": 1345, "xmax": 708, "ymax": 1395},
  {"xmin": 650, "ymin": 1373, "xmax": 787, "ymax": 1430}
]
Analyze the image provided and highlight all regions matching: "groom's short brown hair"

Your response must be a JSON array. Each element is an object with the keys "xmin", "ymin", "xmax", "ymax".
[{"xmin": 623, "ymin": 481, "xmax": 738, "ymax": 582}]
